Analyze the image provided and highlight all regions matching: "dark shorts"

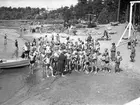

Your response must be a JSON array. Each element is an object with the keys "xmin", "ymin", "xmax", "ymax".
[
  {"xmin": 30, "ymin": 60, "xmax": 35, "ymax": 64},
  {"xmin": 25, "ymin": 51, "xmax": 29, "ymax": 54},
  {"xmin": 46, "ymin": 64, "xmax": 50, "ymax": 67},
  {"xmin": 86, "ymin": 62, "xmax": 90, "ymax": 65},
  {"xmin": 128, "ymin": 42, "xmax": 131, "ymax": 46},
  {"xmin": 115, "ymin": 62, "xmax": 120, "ymax": 65},
  {"xmin": 105, "ymin": 61, "xmax": 109, "ymax": 64}
]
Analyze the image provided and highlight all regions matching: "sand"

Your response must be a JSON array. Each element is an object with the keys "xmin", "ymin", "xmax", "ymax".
[{"xmin": 24, "ymin": 23, "xmax": 140, "ymax": 73}]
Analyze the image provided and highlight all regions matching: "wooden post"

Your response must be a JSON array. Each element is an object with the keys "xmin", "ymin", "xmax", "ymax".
[
  {"xmin": 133, "ymin": 4, "xmax": 136, "ymax": 25},
  {"xmin": 117, "ymin": 0, "xmax": 121, "ymax": 22},
  {"xmin": 128, "ymin": 2, "xmax": 134, "ymax": 38}
]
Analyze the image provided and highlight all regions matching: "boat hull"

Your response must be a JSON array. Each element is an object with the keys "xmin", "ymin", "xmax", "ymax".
[{"xmin": 0, "ymin": 59, "xmax": 30, "ymax": 69}]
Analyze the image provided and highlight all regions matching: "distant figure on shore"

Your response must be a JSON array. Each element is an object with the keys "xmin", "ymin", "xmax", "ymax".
[
  {"xmin": 102, "ymin": 29, "xmax": 109, "ymax": 40},
  {"xmin": 20, "ymin": 26, "xmax": 23, "ymax": 37},
  {"xmin": 4, "ymin": 34, "xmax": 7, "ymax": 46}
]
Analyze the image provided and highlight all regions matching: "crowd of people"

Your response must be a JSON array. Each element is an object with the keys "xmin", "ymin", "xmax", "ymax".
[
  {"xmin": 3, "ymin": 27, "xmax": 138, "ymax": 78},
  {"xmin": 20, "ymin": 33, "xmax": 125, "ymax": 78}
]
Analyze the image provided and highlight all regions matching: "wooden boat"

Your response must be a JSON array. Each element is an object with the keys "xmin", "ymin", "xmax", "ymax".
[
  {"xmin": 110, "ymin": 22, "xmax": 119, "ymax": 26},
  {"xmin": 0, "ymin": 58, "xmax": 30, "ymax": 69}
]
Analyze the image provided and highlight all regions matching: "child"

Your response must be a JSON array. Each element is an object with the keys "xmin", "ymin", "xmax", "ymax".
[
  {"xmin": 84, "ymin": 54, "xmax": 90, "ymax": 74},
  {"xmin": 95, "ymin": 40, "xmax": 100, "ymax": 55},
  {"xmin": 130, "ymin": 45, "xmax": 136, "ymax": 62},
  {"xmin": 110, "ymin": 43, "xmax": 116, "ymax": 61},
  {"xmin": 92, "ymin": 51, "xmax": 98, "ymax": 74},
  {"xmin": 44, "ymin": 55, "xmax": 54, "ymax": 77},
  {"xmin": 115, "ymin": 51, "xmax": 122, "ymax": 73},
  {"xmin": 101, "ymin": 48, "xmax": 110, "ymax": 72},
  {"xmin": 29, "ymin": 52, "xmax": 36, "ymax": 74}
]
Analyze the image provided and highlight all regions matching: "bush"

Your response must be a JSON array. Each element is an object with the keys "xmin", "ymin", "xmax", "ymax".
[{"xmin": 97, "ymin": 8, "xmax": 117, "ymax": 24}]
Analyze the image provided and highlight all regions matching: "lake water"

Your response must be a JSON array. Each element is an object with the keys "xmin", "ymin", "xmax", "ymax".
[{"xmin": 0, "ymin": 28, "xmax": 44, "ymax": 104}]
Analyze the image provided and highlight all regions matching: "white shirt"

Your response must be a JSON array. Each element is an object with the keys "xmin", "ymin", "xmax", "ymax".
[
  {"xmin": 45, "ymin": 57, "xmax": 50, "ymax": 64},
  {"xmin": 24, "ymin": 45, "xmax": 28, "ymax": 51},
  {"xmin": 54, "ymin": 52, "xmax": 59, "ymax": 57},
  {"xmin": 46, "ymin": 46, "xmax": 51, "ymax": 53},
  {"xmin": 93, "ymin": 53, "xmax": 97, "ymax": 59}
]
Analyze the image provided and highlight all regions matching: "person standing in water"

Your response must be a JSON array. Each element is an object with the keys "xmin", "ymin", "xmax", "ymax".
[
  {"xmin": 3, "ymin": 34, "xmax": 7, "ymax": 51},
  {"xmin": 4, "ymin": 34, "xmax": 7, "ymax": 46},
  {"xmin": 12, "ymin": 39, "xmax": 19, "ymax": 58}
]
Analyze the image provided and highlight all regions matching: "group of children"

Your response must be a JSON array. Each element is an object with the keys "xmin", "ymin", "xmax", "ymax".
[{"xmin": 21, "ymin": 33, "xmax": 123, "ymax": 78}]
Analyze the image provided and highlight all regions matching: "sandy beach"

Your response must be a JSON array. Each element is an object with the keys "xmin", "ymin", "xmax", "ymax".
[{"xmin": 1, "ymin": 23, "xmax": 140, "ymax": 105}]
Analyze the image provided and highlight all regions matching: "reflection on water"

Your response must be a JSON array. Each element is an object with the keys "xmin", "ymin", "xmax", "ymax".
[{"xmin": 0, "ymin": 66, "xmax": 43, "ymax": 104}]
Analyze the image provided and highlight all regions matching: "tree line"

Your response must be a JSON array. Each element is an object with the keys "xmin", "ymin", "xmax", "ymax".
[
  {"xmin": 0, "ymin": 7, "xmax": 47, "ymax": 20},
  {"xmin": 0, "ymin": 0, "xmax": 140, "ymax": 24}
]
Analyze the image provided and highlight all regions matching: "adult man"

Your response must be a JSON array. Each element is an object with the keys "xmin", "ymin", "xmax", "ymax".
[
  {"xmin": 110, "ymin": 43, "xmax": 116, "ymax": 61},
  {"xmin": 51, "ymin": 51, "xmax": 59, "ymax": 76},
  {"xmin": 115, "ymin": 51, "xmax": 122, "ymax": 73},
  {"xmin": 57, "ymin": 50, "xmax": 67, "ymax": 77}
]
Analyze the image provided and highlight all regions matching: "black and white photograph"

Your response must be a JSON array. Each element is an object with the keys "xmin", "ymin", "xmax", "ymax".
[{"xmin": 0, "ymin": 0, "xmax": 140, "ymax": 105}]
